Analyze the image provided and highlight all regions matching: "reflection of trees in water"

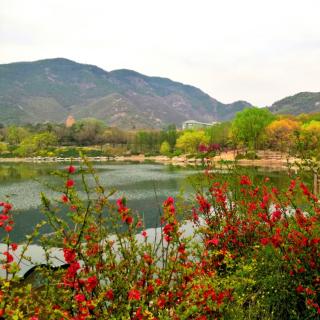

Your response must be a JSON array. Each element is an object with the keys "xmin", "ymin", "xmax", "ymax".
[
  {"xmin": 0, "ymin": 164, "xmax": 55, "ymax": 181},
  {"xmin": 0, "ymin": 166, "xmax": 23, "ymax": 181}
]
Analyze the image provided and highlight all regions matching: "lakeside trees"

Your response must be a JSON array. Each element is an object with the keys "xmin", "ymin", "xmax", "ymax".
[
  {"xmin": 231, "ymin": 107, "xmax": 274, "ymax": 151},
  {"xmin": 265, "ymin": 118, "xmax": 300, "ymax": 152},
  {"xmin": 1, "ymin": 109, "xmax": 320, "ymax": 157}
]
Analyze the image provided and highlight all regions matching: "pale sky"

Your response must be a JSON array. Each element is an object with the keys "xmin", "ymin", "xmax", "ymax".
[{"xmin": 1, "ymin": 0, "xmax": 320, "ymax": 106}]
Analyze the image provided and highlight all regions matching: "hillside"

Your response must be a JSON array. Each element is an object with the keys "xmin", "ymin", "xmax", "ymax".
[
  {"xmin": 0, "ymin": 58, "xmax": 252, "ymax": 128},
  {"xmin": 269, "ymin": 92, "xmax": 320, "ymax": 115}
]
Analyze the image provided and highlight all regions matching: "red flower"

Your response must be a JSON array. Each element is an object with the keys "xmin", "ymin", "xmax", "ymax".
[
  {"xmin": 147, "ymin": 284, "xmax": 154, "ymax": 294},
  {"xmin": 240, "ymin": 175, "xmax": 252, "ymax": 186},
  {"xmin": 178, "ymin": 243, "xmax": 186, "ymax": 254},
  {"xmin": 206, "ymin": 237, "xmax": 219, "ymax": 246},
  {"xmin": 11, "ymin": 243, "xmax": 18, "ymax": 251},
  {"xmin": 105, "ymin": 289, "xmax": 114, "ymax": 300},
  {"xmin": 163, "ymin": 197, "xmax": 174, "ymax": 207},
  {"xmin": 3, "ymin": 251, "xmax": 13, "ymax": 263},
  {"xmin": 141, "ymin": 230, "xmax": 147, "ymax": 238},
  {"xmin": 124, "ymin": 216, "xmax": 133, "ymax": 225},
  {"xmin": 157, "ymin": 296, "xmax": 166, "ymax": 308},
  {"xmin": 260, "ymin": 238, "xmax": 269, "ymax": 246},
  {"xmin": 128, "ymin": 289, "xmax": 140, "ymax": 301},
  {"xmin": 86, "ymin": 276, "xmax": 98, "ymax": 291},
  {"xmin": 296, "ymin": 284, "xmax": 304, "ymax": 293},
  {"xmin": 75, "ymin": 294, "xmax": 86, "ymax": 303},
  {"xmin": 198, "ymin": 143, "xmax": 208, "ymax": 153},
  {"xmin": 116, "ymin": 197, "xmax": 126, "ymax": 207},
  {"xmin": 192, "ymin": 210, "xmax": 199, "ymax": 223},
  {"xmin": 61, "ymin": 194, "xmax": 69, "ymax": 203},
  {"xmin": 1, "ymin": 202, "xmax": 12, "ymax": 213},
  {"xmin": 271, "ymin": 210, "xmax": 281, "ymax": 222},
  {"xmin": 66, "ymin": 261, "xmax": 80, "ymax": 278},
  {"xmin": 68, "ymin": 165, "xmax": 76, "ymax": 174},
  {"xmin": 196, "ymin": 195, "xmax": 211, "ymax": 213},
  {"xmin": 143, "ymin": 253, "xmax": 153, "ymax": 264},
  {"xmin": 117, "ymin": 197, "xmax": 129, "ymax": 215},
  {"xmin": 63, "ymin": 248, "xmax": 76, "ymax": 263},
  {"xmin": 66, "ymin": 179, "xmax": 74, "ymax": 188},
  {"xmin": 5, "ymin": 225, "xmax": 13, "ymax": 232},
  {"xmin": 163, "ymin": 223, "xmax": 174, "ymax": 235}
]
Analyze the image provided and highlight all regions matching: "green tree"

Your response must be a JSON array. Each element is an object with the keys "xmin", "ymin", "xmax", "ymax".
[
  {"xmin": 299, "ymin": 120, "xmax": 320, "ymax": 156},
  {"xmin": 176, "ymin": 130, "xmax": 209, "ymax": 153},
  {"xmin": 160, "ymin": 141, "xmax": 171, "ymax": 156},
  {"xmin": 206, "ymin": 122, "xmax": 231, "ymax": 147},
  {"xmin": 0, "ymin": 142, "xmax": 8, "ymax": 154},
  {"xmin": 165, "ymin": 124, "xmax": 177, "ymax": 152},
  {"xmin": 14, "ymin": 132, "xmax": 58, "ymax": 157},
  {"xmin": 14, "ymin": 138, "xmax": 37, "ymax": 157},
  {"xmin": 32, "ymin": 132, "xmax": 58, "ymax": 149},
  {"xmin": 72, "ymin": 118, "xmax": 106, "ymax": 145},
  {"xmin": 6, "ymin": 126, "xmax": 30, "ymax": 145},
  {"xmin": 231, "ymin": 107, "xmax": 274, "ymax": 150},
  {"xmin": 133, "ymin": 131, "xmax": 161, "ymax": 154}
]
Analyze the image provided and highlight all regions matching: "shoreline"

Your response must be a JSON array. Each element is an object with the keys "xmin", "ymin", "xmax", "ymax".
[{"xmin": 0, "ymin": 151, "xmax": 297, "ymax": 170}]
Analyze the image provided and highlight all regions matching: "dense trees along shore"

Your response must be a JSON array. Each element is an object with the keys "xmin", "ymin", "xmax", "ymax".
[{"xmin": 1, "ymin": 108, "xmax": 320, "ymax": 159}]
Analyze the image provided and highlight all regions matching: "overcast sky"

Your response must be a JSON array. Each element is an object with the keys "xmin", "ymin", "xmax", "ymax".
[{"xmin": 1, "ymin": 0, "xmax": 320, "ymax": 106}]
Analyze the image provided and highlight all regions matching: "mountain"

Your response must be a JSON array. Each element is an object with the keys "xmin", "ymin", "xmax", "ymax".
[
  {"xmin": 0, "ymin": 58, "xmax": 252, "ymax": 128},
  {"xmin": 269, "ymin": 92, "xmax": 320, "ymax": 115}
]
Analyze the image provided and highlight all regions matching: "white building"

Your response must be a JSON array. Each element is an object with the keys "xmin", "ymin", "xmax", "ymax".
[{"xmin": 182, "ymin": 120, "xmax": 219, "ymax": 130}]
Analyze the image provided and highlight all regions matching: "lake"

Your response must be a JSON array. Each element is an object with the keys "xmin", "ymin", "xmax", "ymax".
[
  {"xmin": 0, "ymin": 162, "xmax": 200, "ymax": 242},
  {"xmin": 0, "ymin": 161, "xmax": 293, "ymax": 243}
]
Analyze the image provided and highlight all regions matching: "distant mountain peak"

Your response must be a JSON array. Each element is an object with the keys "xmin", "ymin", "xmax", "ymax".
[
  {"xmin": 0, "ymin": 58, "xmax": 252, "ymax": 128},
  {"xmin": 270, "ymin": 91, "xmax": 320, "ymax": 115}
]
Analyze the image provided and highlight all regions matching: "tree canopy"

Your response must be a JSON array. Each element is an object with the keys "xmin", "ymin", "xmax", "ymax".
[{"xmin": 231, "ymin": 107, "xmax": 274, "ymax": 150}]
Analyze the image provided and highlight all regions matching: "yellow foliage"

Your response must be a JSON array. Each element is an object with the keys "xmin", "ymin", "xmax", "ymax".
[
  {"xmin": 176, "ymin": 130, "xmax": 209, "ymax": 153},
  {"xmin": 265, "ymin": 119, "xmax": 300, "ymax": 151},
  {"xmin": 300, "ymin": 120, "xmax": 320, "ymax": 149}
]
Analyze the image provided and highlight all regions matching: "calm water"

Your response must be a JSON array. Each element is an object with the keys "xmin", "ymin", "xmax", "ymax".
[
  {"xmin": 0, "ymin": 162, "xmax": 201, "ymax": 242},
  {"xmin": 0, "ymin": 161, "xmax": 294, "ymax": 243}
]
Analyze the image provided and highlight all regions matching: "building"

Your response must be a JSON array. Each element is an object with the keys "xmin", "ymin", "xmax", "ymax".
[{"xmin": 182, "ymin": 120, "xmax": 219, "ymax": 130}]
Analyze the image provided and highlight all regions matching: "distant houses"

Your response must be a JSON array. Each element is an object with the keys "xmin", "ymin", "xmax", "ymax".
[{"xmin": 182, "ymin": 120, "xmax": 219, "ymax": 130}]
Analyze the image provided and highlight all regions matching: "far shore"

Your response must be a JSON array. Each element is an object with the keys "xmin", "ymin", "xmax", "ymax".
[{"xmin": 0, "ymin": 150, "xmax": 298, "ymax": 170}]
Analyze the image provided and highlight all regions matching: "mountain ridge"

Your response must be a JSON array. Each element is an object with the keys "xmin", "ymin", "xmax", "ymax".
[
  {"xmin": 1, "ymin": 58, "xmax": 319, "ymax": 128},
  {"xmin": 269, "ymin": 92, "xmax": 320, "ymax": 115},
  {"xmin": 0, "ymin": 58, "xmax": 252, "ymax": 128}
]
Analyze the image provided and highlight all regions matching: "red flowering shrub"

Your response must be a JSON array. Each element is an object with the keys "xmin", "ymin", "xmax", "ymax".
[{"xmin": 0, "ymin": 159, "xmax": 319, "ymax": 319}]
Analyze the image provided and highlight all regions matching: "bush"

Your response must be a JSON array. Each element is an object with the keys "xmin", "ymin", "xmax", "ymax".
[
  {"xmin": 0, "ymin": 161, "xmax": 319, "ymax": 319},
  {"xmin": 172, "ymin": 150, "xmax": 182, "ymax": 157}
]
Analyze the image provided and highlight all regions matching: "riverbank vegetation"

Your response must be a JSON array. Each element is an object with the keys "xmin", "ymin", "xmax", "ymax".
[
  {"xmin": 0, "ymin": 159, "xmax": 319, "ymax": 319},
  {"xmin": 1, "ymin": 109, "xmax": 320, "ymax": 160}
]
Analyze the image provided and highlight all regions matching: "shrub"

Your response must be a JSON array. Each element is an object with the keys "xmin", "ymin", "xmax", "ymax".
[{"xmin": 0, "ymin": 160, "xmax": 319, "ymax": 319}]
